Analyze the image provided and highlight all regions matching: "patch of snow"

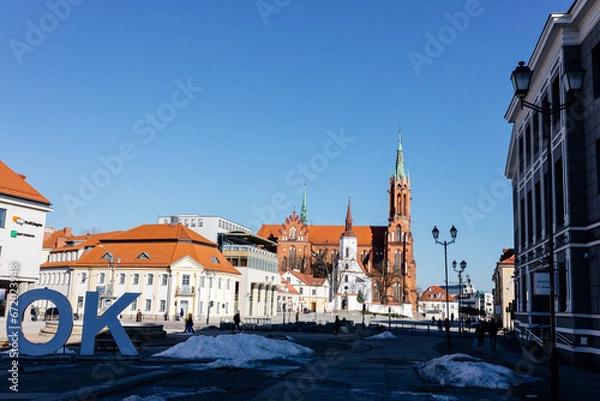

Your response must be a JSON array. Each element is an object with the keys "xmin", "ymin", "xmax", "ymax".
[
  {"xmin": 416, "ymin": 353, "xmax": 539, "ymax": 390},
  {"xmin": 365, "ymin": 331, "xmax": 397, "ymax": 340},
  {"xmin": 152, "ymin": 333, "xmax": 314, "ymax": 361},
  {"xmin": 122, "ymin": 387, "xmax": 224, "ymax": 401}
]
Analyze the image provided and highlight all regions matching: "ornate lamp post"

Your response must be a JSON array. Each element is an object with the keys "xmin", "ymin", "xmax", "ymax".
[
  {"xmin": 452, "ymin": 260, "xmax": 467, "ymax": 337},
  {"xmin": 510, "ymin": 60, "xmax": 585, "ymax": 401},
  {"xmin": 432, "ymin": 225, "xmax": 457, "ymax": 348}
]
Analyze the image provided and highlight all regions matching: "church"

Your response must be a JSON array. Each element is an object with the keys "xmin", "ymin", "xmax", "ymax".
[{"xmin": 257, "ymin": 136, "xmax": 417, "ymax": 315}]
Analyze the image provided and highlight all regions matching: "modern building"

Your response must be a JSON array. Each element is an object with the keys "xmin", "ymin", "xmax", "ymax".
[
  {"xmin": 157, "ymin": 214, "xmax": 251, "ymax": 243},
  {"xmin": 40, "ymin": 224, "xmax": 241, "ymax": 322},
  {"xmin": 492, "ymin": 248, "xmax": 515, "ymax": 330},
  {"xmin": 0, "ymin": 160, "xmax": 52, "ymax": 317},
  {"xmin": 505, "ymin": 0, "xmax": 600, "ymax": 364},
  {"xmin": 257, "ymin": 136, "xmax": 418, "ymax": 313}
]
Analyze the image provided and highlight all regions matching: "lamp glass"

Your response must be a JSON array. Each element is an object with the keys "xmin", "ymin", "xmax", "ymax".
[
  {"xmin": 563, "ymin": 64, "xmax": 585, "ymax": 93},
  {"xmin": 452, "ymin": 260, "xmax": 457, "ymax": 269},
  {"xmin": 432, "ymin": 226, "xmax": 439, "ymax": 240},
  {"xmin": 511, "ymin": 61, "xmax": 533, "ymax": 98},
  {"xmin": 460, "ymin": 260, "xmax": 467, "ymax": 270},
  {"xmin": 450, "ymin": 225, "xmax": 457, "ymax": 239}
]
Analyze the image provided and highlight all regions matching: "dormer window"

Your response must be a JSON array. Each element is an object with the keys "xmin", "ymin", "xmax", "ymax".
[
  {"xmin": 137, "ymin": 252, "xmax": 151, "ymax": 259},
  {"xmin": 101, "ymin": 252, "xmax": 114, "ymax": 261},
  {"xmin": 211, "ymin": 256, "xmax": 220, "ymax": 264}
]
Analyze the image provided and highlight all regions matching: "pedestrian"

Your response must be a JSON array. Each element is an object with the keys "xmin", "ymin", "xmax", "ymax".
[
  {"xmin": 488, "ymin": 318, "xmax": 499, "ymax": 351},
  {"xmin": 333, "ymin": 315, "xmax": 341, "ymax": 335},
  {"xmin": 30, "ymin": 305, "xmax": 37, "ymax": 321},
  {"xmin": 136, "ymin": 309, "xmax": 142, "ymax": 322},
  {"xmin": 444, "ymin": 318, "xmax": 450, "ymax": 335},
  {"xmin": 184, "ymin": 312, "xmax": 194, "ymax": 333},
  {"xmin": 437, "ymin": 318, "xmax": 443, "ymax": 336},
  {"xmin": 232, "ymin": 310, "xmax": 242, "ymax": 333},
  {"xmin": 476, "ymin": 319, "xmax": 486, "ymax": 350},
  {"xmin": 179, "ymin": 308, "xmax": 184, "ymax": 320}
]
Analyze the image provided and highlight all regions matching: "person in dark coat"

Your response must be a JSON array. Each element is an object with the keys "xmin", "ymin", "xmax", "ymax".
[
  {"xmin": 333, "ymin": 315, "xmax": 341, "ymax": 335},
  {"xmin": 232, "ymin": 311, "xmax": 242, "ymax": 333},
  {"xmin": 184, "ymin": 312, "xmax": 194, "ymax": 333},
  {"xmin": 136, "ymin": 309, "xmax": 142, "ymax": 322},
  {"xmin": 488, "ymin": 318, "xmax": 499, "ymax": 351},
  {"xmin": 476, "ymin": 319, "xmax": 486, "ymax": 350}
]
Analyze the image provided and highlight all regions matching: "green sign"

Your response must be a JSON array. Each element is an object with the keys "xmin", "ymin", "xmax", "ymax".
[{"xmin": 10, "ymin": 230, "xmax": 17, "ymax": 238}]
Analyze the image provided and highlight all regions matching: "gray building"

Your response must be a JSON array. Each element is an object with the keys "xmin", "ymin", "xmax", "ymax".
[{"xmin": 505, "ymin": 0, "xmax": 600, "ymax": 364}]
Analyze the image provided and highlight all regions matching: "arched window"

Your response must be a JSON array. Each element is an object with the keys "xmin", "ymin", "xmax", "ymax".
[
  {"xmin": 394, "ymin": 250, "xmax": 401, "ymax": 273},
  {"xmin": 282, "ymin": 257, "xmax": 288, "ymax": 271},
  {"xmin": 289, "ymin": 246, "xmax": 297, "ymax": 269},
  {"xmin": 345, "ymin": 247, "xmax": 349, "ymax": 258},
  {"xmin": 403, "ymin": 194, "xmax": 407, "ymax": 215},
  {"xmin": 396, "ymin": 194, "xmax": 402, "ymax": 216},
  {"xmin": 396, "ymin": 226, "xmax": 401, "ymax": 242},
  {"xmin": 289, "ymin": 227, "xmax": 297, "ymax": 241}
]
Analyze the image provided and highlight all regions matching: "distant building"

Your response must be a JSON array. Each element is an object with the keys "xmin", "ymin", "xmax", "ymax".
[
  {"xmin": 0, "ymin": 160, "xmax": 52, "ymax": 317},
  {"xmin": 492, "ymin": 248, "xmax": 515, "ymax": 330},
  {"xmin": 282, "ymin": 270, "xmax": 329, "ymax": 314},
  {"xmin": 418, "ymin": 285, "xmax": 458, "ymax": 320},
  {"xmin": 157, "ymin": 214, "xmax": 251, "ymax": 243}
]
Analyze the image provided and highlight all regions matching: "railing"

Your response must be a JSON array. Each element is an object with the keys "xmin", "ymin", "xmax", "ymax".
[
  {"xmin": 176, "ymin": 285, "xmax": 194, "ymax": 295},
  {"xmin": 556, "ymin": 331, "xmax": 574, "ymax": 347}
]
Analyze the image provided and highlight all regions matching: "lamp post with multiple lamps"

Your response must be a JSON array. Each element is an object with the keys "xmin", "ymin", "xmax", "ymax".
[
  {"xmin": 452, "ymin": 260, "xmax": 467, "ymax": 337},
  {"xmin": 510, "ymin": 60, "xmax": 586, "ymax": 401},
  {"xmin": 432, "ymin": 225, "xmax": 457, "ymax": 348}
]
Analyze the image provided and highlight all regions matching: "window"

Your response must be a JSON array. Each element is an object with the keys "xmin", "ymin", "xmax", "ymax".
[
  {"xmin": 159, "ymin": 300, "xmax": 166, "ymax": 312},
  {"xmin": 119, "ymin": 273, "xmax": 125, "ymax": 285},
  {"xmin": 289, "ymin": 227, "xmax": 297, "ymax": 240},
  {"xmin": 395, "ymin": 226, "xmax": 401, "ymax": 242},
  {"xmin": 0, "ymin": 208, "xmax": 6, "ymax": 228},
  {"xmin": 227, "ymin": 279, "xmax": 231, "ymax": 290},
  {"xmin": 551, "ymin": 76, "xmax": 561, "ymax": 127},
  {"xmin": 77, "ymin": 296, "xmax": 84, "ymax": 308},
  {"xmin": 136, "ymin": 252, "xmax": 150, "ymax": 259},
  {"xmin": 99, "ymin": 273, "xmax": 105, "ymax": 284},
  {"xmin": 161, "ymin": 274, "xmax": 168, "ymax": 286},
  {"xmin": 182, "ymin": 274, "xmax": 190, "ymax": 286},
  {"xmin": 145, "ymin": 299, "xmax": 151, "ymax": 311},
  {"xmin": 299, "ymin": 287, "xmax": 303, "ymax": 295},
  {"xmin": 131, "ymin": 298, "xmax": 138, "ymax": 311},
  {"xmin": 133, "ymin": 274, "xmax": 139, "ymax": 285},
  {"xmin": 596, "ymin": 139, "xmax": 600, "ymax": 194},
  {"xmin": 81, "ymin": 273, "xmax": 87, "ymax": 283},
  {"xmin": 200, "ymin": 276, "xmax": 205, "ymax": 288},
  {"xmin": 146, "ymin": 274, "xmax": 154, "ymax": 285},
  {"xmin": 593, "ymin": 43, "xmax": 600, "ymax": 99},
  {"xmin": 218, "ymin": 278, "xmax": 222, "ymax": 289},
  {"xmin": 345, "ymin": 247, "xmax": 349, "ymax": 257},
  {"xmin": 312, "ymin": 289, "xmax": 316, "ymax": 295}
]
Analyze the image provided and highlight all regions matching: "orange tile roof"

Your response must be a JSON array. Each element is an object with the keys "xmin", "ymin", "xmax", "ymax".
[
  {"xmin": 43, "ymin": 227, "xmax": 74, "ymax": 249},
  {"xmin": 51, "ymin": 231, "xmax": 123, "ymax": 252},
  {"xmin": 105, "ymin": 224, "xmax": 215, "ymax": 246},
  {"xmin": 41, "ymin": 224, "xmax": 239, "ymax": 275},
  {"xmin": 421, "ymin": 285, "xmax": 457, "ymax": 302},
  {"xmin": 0, "ymin": 160, "xmax": 50, "ymax": 204},
  {"xmin": 257, "ymin": 224, "xmax": 387, "ymax": 247},
  {"xmin": 278, "ymin": 278, "xmax": 300, "ymax": 294}
]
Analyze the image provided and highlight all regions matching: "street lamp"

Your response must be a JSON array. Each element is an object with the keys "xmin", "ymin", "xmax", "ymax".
[
  {"xmin": 452, "ymin": 260, "xmax": 467, "ymax": 337},
  {"xmin": 432, "ymin": 225, "xmax": 457, "ymax": 348},
  {"xmin": 510, "ymin": 60, "xmax": 585, "ymax": 401}
]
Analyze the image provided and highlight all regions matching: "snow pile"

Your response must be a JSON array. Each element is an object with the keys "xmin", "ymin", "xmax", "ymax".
[
  {"xmin": 365, "ymin": 331, "xmax": 397, "ymax": 340},
  {"xmin": 153, "ymin": 333, "xmax": 314, "ymax": 361},
  {"xmin": 417, "ymin": 353, "xmax": 536, "ymax": 390}
]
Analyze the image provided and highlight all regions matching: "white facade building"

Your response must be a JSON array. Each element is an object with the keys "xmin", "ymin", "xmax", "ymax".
[
  {"xmin": 0, "ymin": 160, "xmax": 52, "ymax": 317},
  {"xmin": 157, "ymin": 214, "xmax": 251, "ymax": 243}
]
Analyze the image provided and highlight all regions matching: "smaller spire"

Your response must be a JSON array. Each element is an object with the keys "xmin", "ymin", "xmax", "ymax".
[
  {"xmin": 300, "ymin": 181, "xmax": 308, "ymax": 225},
  {"xmin": 343, "ymin": 197, "xmax": 355, "ymax": 237},
  {"xmin": 395, "ymin": 129, "xmax": 406, "ymax": 179}
]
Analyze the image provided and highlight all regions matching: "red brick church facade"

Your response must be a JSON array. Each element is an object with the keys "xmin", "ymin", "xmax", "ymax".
[{"xmin": 257, "ymin": 137, "xmax": 418, "ymax": 311}]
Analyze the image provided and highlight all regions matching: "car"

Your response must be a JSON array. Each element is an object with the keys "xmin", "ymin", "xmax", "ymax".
[{"xmin": 44, "ymin": 307, "xmax": 60, "ymax": 321}]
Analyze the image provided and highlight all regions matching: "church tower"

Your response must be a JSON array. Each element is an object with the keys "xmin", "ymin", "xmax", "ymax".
[{"xmin": 385, "ymin": 132, "xmax": 417, "ymax": 312}]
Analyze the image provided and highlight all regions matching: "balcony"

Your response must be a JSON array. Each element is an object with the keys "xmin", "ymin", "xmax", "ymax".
[{"xmin": 176, "ymin": 285, "xmax": 195, "ymax": 295}]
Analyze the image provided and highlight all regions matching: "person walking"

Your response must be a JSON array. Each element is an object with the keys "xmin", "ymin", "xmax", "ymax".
[
  {"xmin": 488, "ymin": 318, "xmax": 499, "ymax": 351},
  {"xmin": 437, "ymin": 318, "xmax": 443, "ymax": 336},
  {"xmin": 136, "ymin": 309, "xmax": 142, "ymax": 322},
  {"xmin": 232, "ymin": 311, "xmax": 242, "ymax": 333},
  {"xmin": 476, "ymin": 319, "xmax": 486, "ymax": 351},
  {"xmin": 184, "ymin": 312, "xmax": 194, "ymax": 333},
  {"xmin": 333, "ymin": 315, "xmax": 341, "ymax": 335}
]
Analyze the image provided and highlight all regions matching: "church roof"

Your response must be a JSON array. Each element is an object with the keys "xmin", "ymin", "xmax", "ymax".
[{"xmin": 257, "ymin": 224, "xmax": 387, "ymax": 247}]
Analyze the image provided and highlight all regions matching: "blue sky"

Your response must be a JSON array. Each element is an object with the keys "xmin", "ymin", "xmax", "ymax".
[{"xmin": 1, "ymin": 0, "xmax": 575, "ymax": 292}]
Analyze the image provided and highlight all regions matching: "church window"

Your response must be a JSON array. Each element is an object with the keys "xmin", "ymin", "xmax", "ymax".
[
  {"xmin": 289, "ymin": 246, "xmax": 297, "ymax": 269},
  {"xmin": 394, "ymin": 250, "xmax": 401, "ymax": 273},
  {"xmin": 344, "ymin": 276, "xmax": 348, "ymax": 282},
  {"xmin": 345, "ymin": 263, "xmax": 348, "ymax": 270},
  {"xmin": 282, "ymin": 257, "xmax": 288, "ymax": 271},
  {"xmin": 396, "ymin": 226, "xmax": 401, "ymax": 242},
  {"xmin": 289, "ymin": 227, "xmax": 297, "ymax": 241},
  {"xmin": 403, "ymin": 194, "xmax": 407, "ymax": 215},
  {"xmin": 345, "ymin": 247, "xmax": 349, "ymax": 257}
]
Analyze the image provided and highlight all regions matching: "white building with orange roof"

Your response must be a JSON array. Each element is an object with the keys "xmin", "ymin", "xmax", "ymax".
[
  {"xmin": 0, "ymin": 160, "xmax": 52, "ymax": 318},
  {"xmin": 282, "ymin": 270, "xmax": 329, "ymax": 314},
  {"xmin": 40, "ymin": 223, "xmax": 241, "ymax": 322},
  {"xmin": 418, "ymin": 285, "xmax": 459, "ymax": 320}
]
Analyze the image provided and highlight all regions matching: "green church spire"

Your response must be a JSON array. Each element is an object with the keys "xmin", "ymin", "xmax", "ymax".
[
  {"xmin": 300, "ymin": 181, "xmax": 308, "ymax": 225},
  {"xmin": 395, "ymin": 129, "xmax": 406, "ymax": 179}
]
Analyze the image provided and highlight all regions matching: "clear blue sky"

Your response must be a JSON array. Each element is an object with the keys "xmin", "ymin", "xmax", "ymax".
[{"xmin": 1, "ymin": 0, "xmax": 574, "ymax": 292}]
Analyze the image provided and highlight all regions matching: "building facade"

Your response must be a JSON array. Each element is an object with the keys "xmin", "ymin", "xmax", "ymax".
[
  {"xmin": 158, "ymin": 214, "xmax": 251, "ymax": 243},
  {"xmin": 0, "ymin": 160, "xmax": 52, "ymax": 317},
  {"xmin": 492, "ymin": 248, "xmax": 515, "ymax": 330},
  {"xmin": 257, "ymin": 137, "xmax": 418, "ymax": 313},
  {"xmin": 505, "ymin": 0, "xmax": 600, "ymax": 364}
]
